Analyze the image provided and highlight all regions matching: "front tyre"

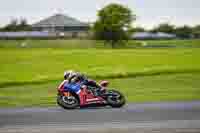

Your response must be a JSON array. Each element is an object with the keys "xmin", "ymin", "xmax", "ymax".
[
  {"xmin": 57, "ymin": 94, "xmax": 79, "ymax": 109},
  {"xmin": 107, "ymin": 90, "xmax": 126, "ymax": 108}
]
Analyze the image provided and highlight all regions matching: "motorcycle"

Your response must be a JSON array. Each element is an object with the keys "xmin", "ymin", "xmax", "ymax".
[{"xmin": 57, "ymin": 80, "xmax": 126, "ymax": 109}]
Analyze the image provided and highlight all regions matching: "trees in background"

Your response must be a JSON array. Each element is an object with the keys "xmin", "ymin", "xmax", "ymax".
[
  {"xmin": 149, "ymin": 23, "xmax": 200, "ymax": 39},
  {"xmin": 0, "ymin": 19, "xmax": 18, "ymax": 31},
  {"xmin": 93, "ymin": 3, "xmax": 136, "ymax": 47},
  {"xmin": 192, "ymin": 25, "xmax": 200, "ymax": 38},
  {"xmin": 150, "ymin": 23, "xmax": 175, "ymax": 34},
  {"xmin": 175, "ymin": 25, "xmax": 193, "ymax": 39},
  {"xmin": 18, "ymin": 19, "xmax": 32, "ymax": 31},
  {"xmin": 0, "ymin": 10, "xmax": 199, "ymax": 40},
  {"xmin": 133, "ymin": 27, "xmax": 146, "ymax": 32},
  {"xmin": 0, "ymin": 18, "xmax": 32, "ymax": 31}
]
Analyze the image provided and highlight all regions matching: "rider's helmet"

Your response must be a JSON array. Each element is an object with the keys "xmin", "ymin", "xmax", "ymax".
[
  {"xmin": 68, "ymin": 72, "xmax": 80, "ymax": 83},
  {"xmin": 64, "ymin": 70, "xmax": 74, "ymax": 80}
]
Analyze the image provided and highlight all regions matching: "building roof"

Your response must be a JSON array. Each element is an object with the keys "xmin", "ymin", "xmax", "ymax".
[{"xmin": 32, "ymin": 14, "xmax": 89, "ymax": 27}]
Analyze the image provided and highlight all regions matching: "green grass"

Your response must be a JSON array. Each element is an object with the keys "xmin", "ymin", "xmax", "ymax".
[
  {"xmin": 0, "ymin": 39, "xmax": 200, "ymax": 107},
  {"xmin": 112, "ymin": 73, "xmax": 200, "ymax": 102},
  {"xmin": 0, "ymin": 40, "xmax": 104, "ymax": 49},
  {"xmin": 0, "ymin": 39, "xmax": 200, "ymax": 48},
  {"xmin": 0, "ymin": 48, "xmax": 200, "ymax": 87},
  {"xmin": 0, "ymin": 73, "xmax": 200, "ymax": 107},
  {"xmin": 144, "ymin": 39, "xmax": 200, "ymax": 46},
  {"xmin": 0, "ymin": 39, "xmax": 135, "ymax": 49}
]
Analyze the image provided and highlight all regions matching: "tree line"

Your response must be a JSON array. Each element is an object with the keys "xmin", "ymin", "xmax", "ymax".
[
  {"xmin": 0, "ymin": 18, "xmax": 32, "ymax": 31},
  {"xmin": 134, "ymin": 23, "xmax": 200, "ymax": 39},
  {"xmin": 92, "ymin": 3, "xmax": 200, "ymax": 47},
  {"xmin": 0, "ymin": 3, "xmax": 200, "ymax": 42}
]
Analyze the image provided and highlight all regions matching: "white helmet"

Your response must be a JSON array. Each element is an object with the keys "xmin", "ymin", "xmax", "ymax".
[{"xmin": 64, "ymin": 70, "xmax": 74, "ymax": 80}]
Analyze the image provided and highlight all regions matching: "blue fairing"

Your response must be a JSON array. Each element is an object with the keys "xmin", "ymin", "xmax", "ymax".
[
  {"xmin": 64, "ymin": 80, "xmax": 87, "ymax": 94},
  {"xmin": 64, "ymin": 83, "xmax": 81, "ymax": 94}
]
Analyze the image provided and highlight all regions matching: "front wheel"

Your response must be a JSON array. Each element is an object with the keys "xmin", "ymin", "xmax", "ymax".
[
  {"xmin": 106, "ymin": 90, "xmax": 126, "ymax": 108},
  {"xmin": 57, "ymin": 94, "xmax": 79, "ymax": 109}
]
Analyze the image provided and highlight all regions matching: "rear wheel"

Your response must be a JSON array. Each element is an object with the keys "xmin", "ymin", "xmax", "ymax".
[
  {"xmin": 106, "ymin": 90, "xmax": 126, "ymax": 108},
  {"xmin": 57, "ymin": 94, "xmax": 79, "ymax": 109}
]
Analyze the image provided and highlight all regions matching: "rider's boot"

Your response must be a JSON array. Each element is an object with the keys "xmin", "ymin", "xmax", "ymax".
[{"xmin": 79, "ymin": 86, "xmax": 87, "ymax": 105}]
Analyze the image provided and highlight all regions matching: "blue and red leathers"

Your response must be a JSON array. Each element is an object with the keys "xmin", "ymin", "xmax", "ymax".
[{"xmin": 63, "ymin": 80, "xmax": 88, "ymax": 94}]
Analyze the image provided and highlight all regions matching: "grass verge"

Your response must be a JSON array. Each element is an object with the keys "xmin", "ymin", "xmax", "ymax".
[
  {"xmin": 1, "ymin": 48, "xmax": 200, "ymax": 86},
  {"xmin": 0, "ymin": 73, "xmax": 199, "ymax": 107}
]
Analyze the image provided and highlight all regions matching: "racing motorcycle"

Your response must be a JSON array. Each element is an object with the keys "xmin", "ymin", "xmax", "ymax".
[{"xmin": 57, "ymin": 80, "xmax": 126, "ymax": 109}]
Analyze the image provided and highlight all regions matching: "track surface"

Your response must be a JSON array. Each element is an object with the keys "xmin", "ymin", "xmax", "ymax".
[{"xmin": 1, "ymin": 101, "xmax": 200, "ymax": 133}]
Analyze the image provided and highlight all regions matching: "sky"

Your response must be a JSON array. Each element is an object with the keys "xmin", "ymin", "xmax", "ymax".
[{"xmin": 0, "ymin": 0, "xmax": 199, "ymax": 29}]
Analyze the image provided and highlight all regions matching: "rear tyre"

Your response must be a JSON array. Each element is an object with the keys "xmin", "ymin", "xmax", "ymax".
[
  {"xmin": 57, "ymin": 94, "xmax": 79, "ymax": 109},
  {"xmin": 107, "ymin": 90, "xmax": 126, "ymax": 108}
]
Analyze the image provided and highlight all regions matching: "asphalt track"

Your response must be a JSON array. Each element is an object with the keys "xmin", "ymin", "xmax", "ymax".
[{"xmin": 0, "ymin": 101, "xmax": 200, "ymax": 133}]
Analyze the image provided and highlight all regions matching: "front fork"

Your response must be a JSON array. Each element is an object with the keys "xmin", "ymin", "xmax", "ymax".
[{"xmin": 63, "ymin": 92, "xmax": 71, "ymax": 97}]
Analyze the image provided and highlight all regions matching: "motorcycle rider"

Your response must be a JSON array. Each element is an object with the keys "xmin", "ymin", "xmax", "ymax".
[
  {"xmin": 64, "ymin": 71, "xmax": 87, "ymax": 94},
  {"xmin": 58, "ymin": 70, "xmax": 84, "ymax": 94},
  {"xmin": 58, "ymin": 70, "xmax": 102, "ymax": 96}
]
